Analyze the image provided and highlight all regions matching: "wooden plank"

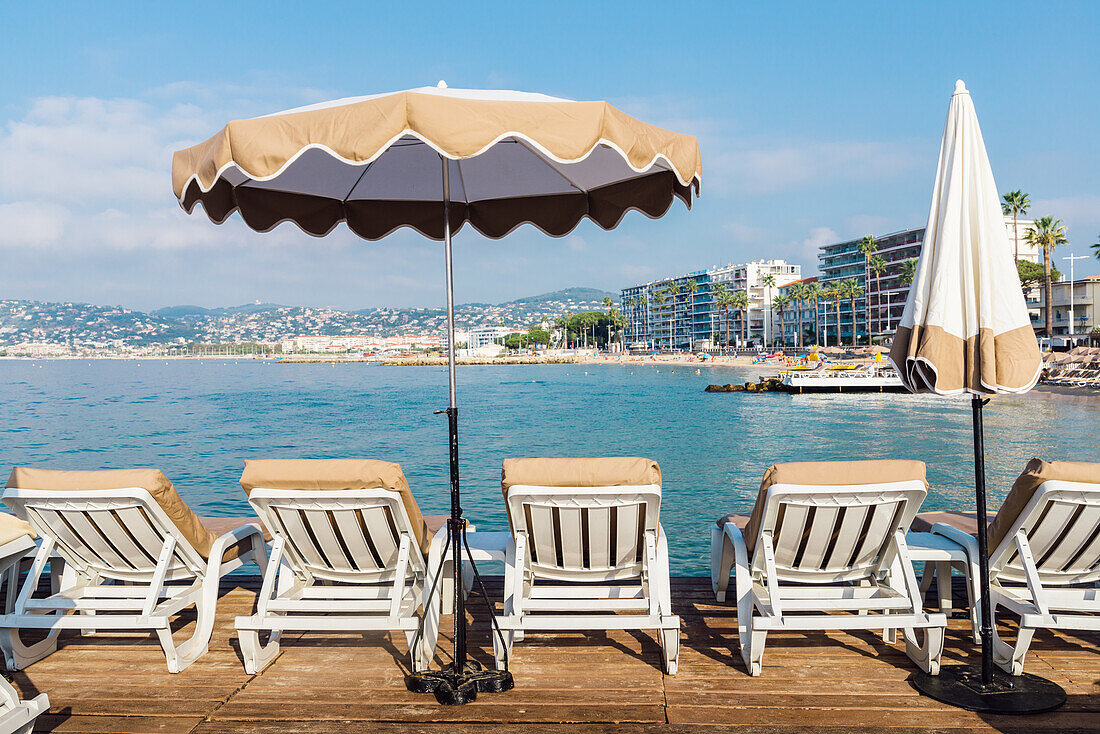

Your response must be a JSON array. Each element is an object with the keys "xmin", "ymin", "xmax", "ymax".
[{"xmin": 10, "ymin": 575, "xmax": 1097, "ymax": 734}]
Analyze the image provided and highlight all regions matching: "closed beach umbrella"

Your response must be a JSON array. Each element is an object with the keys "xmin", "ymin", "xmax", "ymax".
[
  {"xmin": 172, "ymin": 82, "xmax": 701, "ymax": 704},
  {"xmin": 892, "ymin": 81, "xmax": 1063, "ymax": 713}
]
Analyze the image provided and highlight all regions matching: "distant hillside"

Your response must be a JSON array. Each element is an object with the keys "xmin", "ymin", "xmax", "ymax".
[
  {"xmin": 153, "ymin": 303, "xmax": 286, "ymax": 318},
  {"xmin": 504, "ymin": 288, "xmax": 617, "ymax": 306},
  {"xmin": 0, "ymin": 289, "xmax": 620, "ymax": 351}
]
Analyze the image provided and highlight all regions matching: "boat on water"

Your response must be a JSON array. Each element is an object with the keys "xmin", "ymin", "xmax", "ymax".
[{"xmin": 776, "ymin": 362, "xmax": 907, "ymax": 394}]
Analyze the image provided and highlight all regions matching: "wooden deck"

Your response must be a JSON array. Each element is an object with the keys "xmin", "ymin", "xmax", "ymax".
[{"xmin": 7, "ymin": 576, "xmax": 1098, "ymax": 733}]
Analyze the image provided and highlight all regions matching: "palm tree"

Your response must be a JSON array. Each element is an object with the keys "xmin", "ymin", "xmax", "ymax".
[
  {"xmin": 804, "ymin": 282, "xmax": 822, "ymax": 345},
  {"xmin": 841, "ymin": 278, "xmax": 864, "ymax": 346},
  {"xmin": 602, "ymin": 296, "xmax": 615, "ymax": 349},
  {"xmin": 1001, "ymin": 190, "xmax": 1031, "ymax": 262},
  {"xmin": 899, "ymin": 258, "xmax": 918, "ymax": 286},
  {"xmin": 857, "ymin": 235, "xmax": 877, "ymax": 340},
  {"xmin": 823, "ymin": 285, "xmax": 842, "ymax": 347},
  {"xmin": 869, "ymin": 255, "xmax": 887, "ymax": 338},
  {"xmin": 717, "ymin": 291, "xmax": 734, "ymax": 348},
  {"xmin": 731, "ymin": 290, "xmax": 750, "ymax": 347},
  {"xmin": 1025, "ymin": 216, "xmax": 1069, "ymax": 335},
  {"xmin": 665, "ymin": 281, "xmax": 681, "ymax": 349},
  {"xmin": 637, "ymin": 295, "xmax": 648, "ymax": 348},
  {"xmin": 785, "ymin": 282, "xmax": 806, "ymax": 348},
  {"xmin": 760, "ymin": 274, "xmax": 777, "ymax": 346},
  {"xmin": 622, "ymin": 296, "xmax": 635, "ymax": 346},
  {"xmin": 772, "ymin": 293, "xmax": 791, "ymax": 346},
  {"xmin": 1091, "ymin": 235, "xmax": 1100, "ymax": 263},
  {"xmin": 711, "ymin": 282, "xmax": 729, "ymax": 348},
  {"xmin": 652, "ymin": 291, "xmax": 667, "ymax": 350},
  {"xmin": 684, "ymin": 279, "xmax": 699, "ymax": 350}
]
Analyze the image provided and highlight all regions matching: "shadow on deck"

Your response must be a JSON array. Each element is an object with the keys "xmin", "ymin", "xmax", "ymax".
[{"xmin": 8, "ymin": 576, "xmax": 1099, "ymax": 733}]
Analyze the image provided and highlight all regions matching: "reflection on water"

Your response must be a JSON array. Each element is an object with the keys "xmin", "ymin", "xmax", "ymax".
[{"xmin": 2, "ymin": 360, "xmax": 1097, "ymax": 575}]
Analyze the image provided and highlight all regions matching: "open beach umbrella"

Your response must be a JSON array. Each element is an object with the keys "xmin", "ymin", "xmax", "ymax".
[
  {"xmin": 889, "ymin": 81, "xmax": 1063, "ymax": 713},
  {"xmin": 172, "ymin": 82, "xmax": 701, "ymax": 704}
]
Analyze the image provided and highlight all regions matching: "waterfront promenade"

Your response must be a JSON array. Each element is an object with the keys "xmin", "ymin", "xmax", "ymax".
[{"xmin": 8, "ymin": 575, "xmax": 1097, "ymax": 732}]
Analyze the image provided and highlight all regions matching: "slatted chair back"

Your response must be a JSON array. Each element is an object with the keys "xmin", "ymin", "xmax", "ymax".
[
  {"xmin": 752, "ymin": 481, "xmax": 927, "ymax": 583},
  {"xmin": 990, "ymin": 480, "xmax": 1100, "ymax": 586},
  {"xmin": 3, "ymin": 488, "xmax": 208, "ymax": 582},
  {"xmin": 247, "ymin": 488, "xmax": 425, "ymax": 583},
  {"xmin": 505, "ymin": 485, "xmax": 662, "ymax": 582}
]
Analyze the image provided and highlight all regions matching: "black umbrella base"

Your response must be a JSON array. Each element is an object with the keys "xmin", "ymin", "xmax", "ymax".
[
  {"xmin": 406, "ymin": 660, "xmax": 514, "ymax": 705},
  {"xmin": 911, "ymin": 665, "xmax": 1066, "ymax": 714}
]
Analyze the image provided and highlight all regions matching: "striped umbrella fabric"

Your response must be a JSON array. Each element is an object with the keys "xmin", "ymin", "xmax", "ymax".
[
  {"xmin": 172, "ymin": 83, "xmax": 701, "ymax": 241},
  {"xmin": 889, "ymin": 81, "xmax": 1041, "ymax": 395}
]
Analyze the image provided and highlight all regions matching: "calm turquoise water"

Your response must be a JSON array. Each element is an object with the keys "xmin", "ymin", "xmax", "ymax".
[{"xmin": 2, "ymin": 360, "xmax": 1097, "ymax": 575}]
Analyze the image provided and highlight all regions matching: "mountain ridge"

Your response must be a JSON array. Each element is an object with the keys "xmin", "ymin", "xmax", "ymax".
[{"xmin": 0, "ymin": 288, "xmax": 620, "ymax": 351}]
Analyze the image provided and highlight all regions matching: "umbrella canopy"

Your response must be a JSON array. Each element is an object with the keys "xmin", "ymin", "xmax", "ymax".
[
  {"xmin": 900, "ymin": 82, "xmax": 1064, "ymax": 714},
  {"xmin": 173, "ymin": 83, "xmax": 701, "ymax": 240},
  {"xmin": 889, "ymin": 81, "xmax": 1041, "ymax": 395},
  {"xmin": 171, "ymin": 82, "xmax": 701, "ymax": 705}
]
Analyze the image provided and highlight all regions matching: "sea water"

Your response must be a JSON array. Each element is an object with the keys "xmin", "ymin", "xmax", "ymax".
[{"xmin": 2, "ymin": 359, "xmax": 1097, "ymax": 575}]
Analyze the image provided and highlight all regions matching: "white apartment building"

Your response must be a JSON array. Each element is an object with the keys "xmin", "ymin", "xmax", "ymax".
[
  {"xmin": 622, "ymin": 259, "xmax": 800, "ymax": 349},
  {"xmin": 281, "ymin": 334, "xmax": 442, "ymax": 353}
]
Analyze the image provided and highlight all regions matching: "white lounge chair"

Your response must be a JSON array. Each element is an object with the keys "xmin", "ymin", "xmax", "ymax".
[
  {"xmin": 493, "ymin": 457, "xmax": 679, "ymax": 674},
  {"xmin": 0, "ymin": 515, "xmax": 48, "ymax": 734},
  {"xmin": 711, "ymin": 460, "xmax": 946, "ymax": 676},
  {"xmin": 234, "ymin": 459, "xmax": 438, "ymax": 673},
  {"xmin": 0, "ymin": 468, "xmax": 267, "ymax": 673},
  {"xmin": 930, "ymin": 459, "xmax": 1100, "ymax": 675}
]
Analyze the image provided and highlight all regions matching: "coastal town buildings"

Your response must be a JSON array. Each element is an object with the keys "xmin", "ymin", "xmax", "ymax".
[
  {"xmin": 280, "ymin": 334, "xmax": 443, "ymax": 354},
  {"xmin": 776, "ymin": 276, "xmax": 820, "ymax": 346},
  {"xmin": 817, "ymin": 217, "xmax": 1038, "ymax": 344},
  {"xmin": 621, "ymin": 259, "xmax": 801, "ymax": 349},
  {"xmin": 1036, "ymin": 274, "xmax": 1100, "ymax": 338}
]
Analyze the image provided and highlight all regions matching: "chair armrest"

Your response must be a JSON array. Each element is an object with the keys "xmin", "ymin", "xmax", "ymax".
[
  {"xmin": 930, "ymin": 523, "xmax": 979, "ymax": 558},
  {"xmin": 721, "ymin": 518, "xmax": 750, "ymax": 558},
  {"xmin": 209, "ymin": 523, "xmax": 266, "ymax": 565}
]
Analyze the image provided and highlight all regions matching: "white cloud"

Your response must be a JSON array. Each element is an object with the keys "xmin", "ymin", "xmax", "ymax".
[
  {"xmin": 0, "ymin": 201, "xmax": 71, "ymax": 248},
  {"xmin": 723, "ymin": 220, "xmax": 771, "ymax": 243},
  {"xmin": 1030, "ymin": 195, "xmax": 1100, "ymax": 238},
  {"xmin": 782, "ymin": 227, "xmax": 838, "ymax": 274},
  {"xmin": 709, "ymin": 141, "xmax": 925, "ymax": 196},
  {"xmin": 565, "ymin": 235, "xmax": 587, "ymax": 251},
  {"xmin": 843, "ymin": 215, "xmax": 898, "ymax": 239}
]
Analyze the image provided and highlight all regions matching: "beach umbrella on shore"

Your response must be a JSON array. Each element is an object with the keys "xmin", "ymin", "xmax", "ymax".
[
  {"xmin": 889, "ymin": 81, "xmax": 1062, "ymax": 714},
  {"xmin": 171, "ymin": 82, "xmax": 701, "ymax": 704}
]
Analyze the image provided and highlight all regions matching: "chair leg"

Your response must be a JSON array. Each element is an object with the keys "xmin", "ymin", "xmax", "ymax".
[
  {"xmin": 238, "ymin": 628, "xmax": 281, "ymax": 674},
  {"xmin": 0, "ymin": 627, "xmax": 60, "ymax": 670},
  {"xmin": 735, "ymin": 575, "xmax": 763, "ymax": 675},
  {"xmin": 935, "ymin": 562, "xmax": 953, "ymax": 614},
  {"xmin": 160, "ymin": 565, "xmax": 223, "ymax": 673},
  {"xmin": 918, "ymin": 561, "xmax": 934, "ymax": 597},
  {"xmin": 659, "ymin": 623, "xmax": 679, "ymax": 675},
  {"xmin": 493, "ymin": 629, "xmax": 515, "ymax": 671},
  {"xmin": 711, "ymin": 525, "xmax": 734, "ymax": 602},
  {"xmin": 903, "ymin": 624, "xmax": 944, "ymax": 675},
  {"xmin": 991, "ymin": 606, "xmax": 1033, "ymax": 676},
  {"xmin": 958, "ymin": 561, "xmax": 981, "ymax": 643}
]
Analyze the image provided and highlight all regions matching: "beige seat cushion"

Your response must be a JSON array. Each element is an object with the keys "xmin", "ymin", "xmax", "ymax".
[
  {"xmin": 987, "ymin": 459, "xmax": 1100, "ymax": 550},
  {"xmin": 501, "ymin": 457, "xmax": 662, "ymax": 496},
  {"xmin": 732, "ymin": 460, "xmax": 927, "ymax": 553},
  {"xmin": 0, "ymin": 512, "xmax": 36, "ymax": 546},
  {"xmin": 239, "ymin": 459, "xmax": 429, "ymax": 553},
  {"xmin": 910, "ymin": 511, "xmax": 990, "ymax": 536},
  {"xmin": 6, "ymin": 467, "xmax": 220, "ymax": 560}
]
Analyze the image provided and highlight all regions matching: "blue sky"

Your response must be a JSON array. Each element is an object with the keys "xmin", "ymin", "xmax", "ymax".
[{"xmin": 1, "ymin": 1, "xmax": 1097, "ymax": 310}]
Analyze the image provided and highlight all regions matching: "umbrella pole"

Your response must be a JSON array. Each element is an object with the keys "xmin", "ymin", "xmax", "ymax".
[
  {"xmin": 970, "ymin": 395, "xmax": 994, "ymax": 687},
  {"xmin": 909, "ymin": 396, "xmax": 1065, "ymax": 714},
  {"xmin": 405, "ymin": 157, "xmax": 514, "ymax": 705}
]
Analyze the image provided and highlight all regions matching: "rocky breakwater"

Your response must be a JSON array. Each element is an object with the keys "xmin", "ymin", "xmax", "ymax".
[{"xmin": 705, "ymin": 377, "xmax": 784, "ymax": 393}]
